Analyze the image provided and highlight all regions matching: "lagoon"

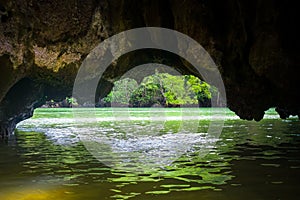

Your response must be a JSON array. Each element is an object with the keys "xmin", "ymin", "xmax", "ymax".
[{"xmin": 0, "ymin": 108, "xmax": 299, "ymax": 200}]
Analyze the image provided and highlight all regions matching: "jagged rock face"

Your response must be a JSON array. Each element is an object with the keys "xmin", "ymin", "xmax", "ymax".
[{"xmin": 0, "ymin": 0, "xmax": 299, "ymax": 138}]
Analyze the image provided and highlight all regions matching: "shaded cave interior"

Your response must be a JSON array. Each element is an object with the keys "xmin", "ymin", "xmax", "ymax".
[{"xmin": 1, "ymin": 48, "xmax": 299, "ymax": 139}]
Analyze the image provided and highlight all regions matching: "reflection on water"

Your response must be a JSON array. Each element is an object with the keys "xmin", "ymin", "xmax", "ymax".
[{"xmin": 0, "ymin": 108, "xmax": 299, "ymax": 200}]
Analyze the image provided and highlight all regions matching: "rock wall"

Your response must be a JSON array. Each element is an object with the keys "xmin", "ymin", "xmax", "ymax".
[{"xmin": 0, "ymin": 0, "xmax": 299, "ymax": 138}]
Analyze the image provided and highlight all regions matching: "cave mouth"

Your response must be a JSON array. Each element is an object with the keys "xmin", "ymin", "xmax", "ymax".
[
  {"xmin": 1, "ymin": 46, "xmax": 227, "ymax": 139},
  {"xmin": 99, "ymin": 63, "xmax": 226, "ymax": 108},
  {"xmin": 1, "ymin": 0, "xmax": 300, "ymax": 198},
  {"xmin": 42, "ymin": 71, "xmax": 224, "ymax": 109},
  {"xmin": 0, "ymin": 45, "xmax": 298, "ymax": 140},
  {"xmin": 74, "ymin": 44, "xmax": 227, "ymax": 110}
]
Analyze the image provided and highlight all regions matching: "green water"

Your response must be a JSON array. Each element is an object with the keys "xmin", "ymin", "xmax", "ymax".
[{"xmin": 0, "ymin": 108, "xmax": 299, "ymax": 200}]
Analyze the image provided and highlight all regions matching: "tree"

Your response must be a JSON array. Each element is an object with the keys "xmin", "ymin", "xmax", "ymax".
[
  {"xmin": 103, "ymin": 78, "xmax": 138, "ymax": 106},
  {"xmin": 102, "ymin": 73, "xmax": 217, "ymax": 107}
]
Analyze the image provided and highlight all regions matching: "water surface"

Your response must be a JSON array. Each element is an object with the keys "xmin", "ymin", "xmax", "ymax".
[{"xmin": 0, "ymin": 108, "xmax": 299, "ymax": 200}]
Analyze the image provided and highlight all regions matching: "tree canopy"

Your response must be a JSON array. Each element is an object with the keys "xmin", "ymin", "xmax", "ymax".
[{"xmin": 102, "ymin": 73, "xmax": 221, "ymax": 107}]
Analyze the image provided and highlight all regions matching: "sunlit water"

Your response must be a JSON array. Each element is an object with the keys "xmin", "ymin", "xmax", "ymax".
[{"xmin": 0, "ymin": 108, "xmax": 299, "ymax": 200}]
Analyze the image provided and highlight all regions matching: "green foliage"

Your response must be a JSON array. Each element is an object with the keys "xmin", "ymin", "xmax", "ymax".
[
  {"xmin": 129, "ymin": 82, "xmax": 164, "ymax": 107},
  {"xmin": 184, "ymin": 75, "xmax": 214, "ymax": 107},
  {"xmin": 105, "ymin": 78, "xmax": 138, "ymax": 105},
  {"xmin": 103, "ymin": 93, "xmax": 112, "ymax": 104},
  {"xmin": 102, "ymin": 73, "xmax": 218, "ymax": 107},
  {"xmin": 66, "ymin": 97, "xmax": 77, "ymax": 104}
]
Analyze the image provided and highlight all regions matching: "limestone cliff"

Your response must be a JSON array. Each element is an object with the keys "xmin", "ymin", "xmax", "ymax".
[{"xmin": 0, "ymin": 0, "xmax": 299, "ymax": 138}]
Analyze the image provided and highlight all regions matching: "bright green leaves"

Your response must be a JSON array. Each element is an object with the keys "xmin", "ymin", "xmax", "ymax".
[{"xmin": 104, "ymin": 73, "xmax": 216, "ymax": 107}]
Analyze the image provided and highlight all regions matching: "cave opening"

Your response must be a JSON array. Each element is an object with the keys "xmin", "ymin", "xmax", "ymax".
[{"xmin": 1, "ymin": 1, "xmax": 300, "ymax": 198}]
